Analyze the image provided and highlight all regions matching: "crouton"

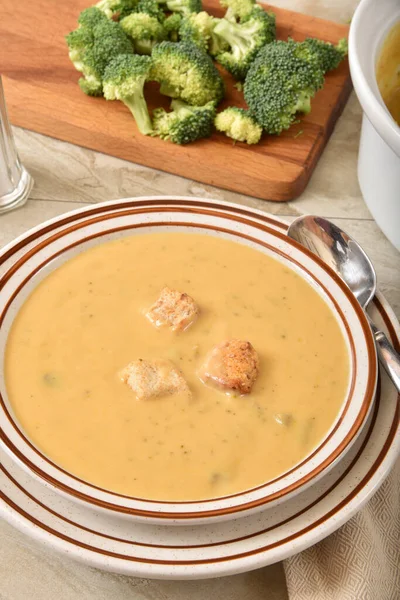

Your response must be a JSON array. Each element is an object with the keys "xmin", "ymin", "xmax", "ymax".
[
  {"xmin": 199, "ymin": 339, "xmax": 259, "ymax": 395},
  {"xmin": 120, "ymin": 358, "xmax": 191, "ymax": 400},
  {"xmin": 145, "ymin": 287, "xmax": 199, "ymax": 332}
]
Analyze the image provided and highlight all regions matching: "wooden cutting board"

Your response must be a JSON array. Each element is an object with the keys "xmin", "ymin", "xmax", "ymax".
[{"xmin": 0, "ymin": 0, "xmax": 351, "ymax": 201}]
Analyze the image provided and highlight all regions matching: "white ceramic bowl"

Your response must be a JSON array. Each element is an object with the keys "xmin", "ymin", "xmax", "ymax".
[
  {"xmin": 349, "ymin": 0, "xmax": 400, "ymax": 252},
  {"xmin": 0, "ymin": 197, "xmax": 377, "ymax": 524}
]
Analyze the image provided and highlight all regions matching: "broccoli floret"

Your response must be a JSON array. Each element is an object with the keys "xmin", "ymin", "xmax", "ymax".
[
  {"xmin": 164, "ymin": 13, "xmax": 182, "ymax": 41},
  {"xmin": 90, "ymin": 20, "xmax": 134, "ymax": 77},
  {"xmin": 179, "ymin": 12, "xmax": 228, "ymax": 56},
  {"xmin": 244, "ymin": 39, "xmax": 325, "ymax": 134},
  {"xmin": 120, "ymin": 0, "xmax": 167, "ymax": 53},
  {"xmin": 214, "ymin": 9, "xmax": 276, "ymax": 79},
  {"xmin": 215, "ymin": 106, "xmax": 262, "ymax": 144},
  {"xmin": 220, "ymin": 0, "xmax": 257, "ymax": 20},
  {"xmin": 150, "ymin": 0, "xmax": 200, "ymax": 16},
  {"xmin": 304, "ymin": 37, "xmax": 348, "ymax": 72},
  {"xmin": 91, "ymin": 19, "xmax": 134, "ymax": 67},
  {"xmin": 135, "ymin": 0, "xmax": 166, "ymax": 21},
  {"xmin": 66, "ymin": 9, "xmax": 133, "ymax": 96},
  {"xmin": 78, "ymin": 6, "xmax": 109, "ymax": 27},
  {"xmin": 121, "ymin": 13, "xmax": 166, "ymax": 54},
  {"xmin": 103, "ymin": 54, "xmax": 153, "ymax": 134},
  {"xmin": 151, "ymin": 41, "xmax": 225, "ymax": 105},
  {"xmin": 95, "ymin": 0, "xmax": 138, "ymax": 20},
  {"xmin": 152, "ymin": 99, "xmax": 216, "ymax": 143},
  {"xmin": 179, "ymin": 12, "xmax": 213, "ymax": 52},
  {"xmin": 67, "ymin": 26, "xmax": 104, "ymax": 96},
  {"xmin": 165, "ymin": 0, "xmax": 202, "ymax": 17}
]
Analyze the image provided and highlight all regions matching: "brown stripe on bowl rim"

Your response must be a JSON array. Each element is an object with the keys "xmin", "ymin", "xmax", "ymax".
[{"xmin": 0, "ymin": 199, "xmax": 378, "ymax": 519}]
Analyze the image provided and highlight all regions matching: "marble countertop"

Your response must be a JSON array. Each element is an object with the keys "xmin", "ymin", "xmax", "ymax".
[{"xmin": 1, "ymin": 0, "xmax": 399, "ymax": 598}]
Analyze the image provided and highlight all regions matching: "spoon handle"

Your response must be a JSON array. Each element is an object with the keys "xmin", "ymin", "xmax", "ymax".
[{"xmin": 368, "ymin": 317, "xmax": 400, "ymax": 393}]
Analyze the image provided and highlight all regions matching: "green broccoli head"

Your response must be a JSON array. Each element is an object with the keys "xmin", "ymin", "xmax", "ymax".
[
  {"xmin": 163, "ymin": 13, "xmax": 182, "ymax": 41},
  {"xmin": 95, "ymin": 0, "xmax": 139, "ymax": 20},
  {"xmin": 304, "ymin": 37, "xmax": 348, "ymax": 72},
  {"xmin": 152, "ymin": 99, "xmax": 216, "ymax": 143},
  {"xmin": 151, "ymin": 41, "xmax": 225, "ymax": 105},
  {"xmin": 165, "ymin": 0, "xmax": 202, "ymax": 17},
  {"xmin": 103, "ymin": 54, "xmax": 153, "ymax": 134},
  {"xmin": 78, "ymin": 6, "xmax": 109, "ymax": 27},
  {"xmin": 66, "ymin": 8, "xmax": 133, "ymax": 96},
  {"xmin": 214, "ymin": 9, "xmax": 276, "ymax": 79},
  {"xmin": 67, "ymin": 25, "xmax": 94, "ymax": 64},
  {"xmin": 244, "ymin": 39, "xmax": 325, "ymax": 134},
  {"xmin": 220, "ymin": 0, "xmax": 257, "ymax": 20},
  {"xmin": 179, "ymin": 11, "xmax": 214, "ymax": 52},
  {"xmin": 91, "ymin": 19, "xmax": 134, "ymax": 68},
  {"xmin": 215, "ymin": 106, "xmax": 262, "ymax": 144},
  {"xmin": 67, "ymin": 25, "xmax": 104, "ymax": 95},
  {"xmin": 121, "ymin": 13, "xmax": 166, "ymax": 54},
  {"xmin": 135, "ymin": 0, "xmax": 166, "ymax": 21},
  {"xmin": 178, "ymin": 12, "xmax": 229, "ymax": 56}
]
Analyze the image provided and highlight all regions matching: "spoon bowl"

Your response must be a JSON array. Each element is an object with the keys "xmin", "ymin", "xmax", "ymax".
[
  {"xmin": 288, "ymin": 216, "xmax": 377, "ymax": 309},
  {"xmin": 288, "ymin": 215, "xmax": 400, "ymax": 393}
]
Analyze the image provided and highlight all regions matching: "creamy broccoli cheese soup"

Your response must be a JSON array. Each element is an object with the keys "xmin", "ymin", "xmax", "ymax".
[{"xmin": 4, "ymin": 232, "xmax": 349, "ymax": 501}]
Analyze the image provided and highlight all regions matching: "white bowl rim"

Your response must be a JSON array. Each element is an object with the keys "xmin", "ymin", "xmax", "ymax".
[
  {"xmin": 0, "ymin": 196, "xmax": 378, "ymax": 522},
  {"xmin": 349, "ymin": 0, "xmax": 400, "ymax": 157}
]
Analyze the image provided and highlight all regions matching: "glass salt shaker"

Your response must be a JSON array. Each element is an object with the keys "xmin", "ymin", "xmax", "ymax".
[{"xmin": 0, "ymin": 76, "xmax": 33, "ymax": 214}]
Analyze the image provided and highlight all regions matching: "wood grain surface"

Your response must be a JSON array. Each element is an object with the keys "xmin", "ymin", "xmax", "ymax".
[{"xmin": 0, "ymin": 0, "xmax": 351, "ymax": 201}]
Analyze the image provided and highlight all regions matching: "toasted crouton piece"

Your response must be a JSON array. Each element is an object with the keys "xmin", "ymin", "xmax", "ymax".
[
  {"xmin": 199, "ymin": 339, "xmax": 259, "ymax": 395},
  {"xmin": 146, "ymin": 287, "xmax": 199, "ymax": 332},
  {"xmin": 120, "ymin": 359, "xmax": 191, "ymax": 400}
]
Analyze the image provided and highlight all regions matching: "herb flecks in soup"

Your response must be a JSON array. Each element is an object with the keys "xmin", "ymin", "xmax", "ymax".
[
  {"xmin": 376, "ymin": 21, "xmax": 400, "ymax": 126},
  {"xmin": 5, "ymin": 233, "xmax": 349, "ymax": 501}
]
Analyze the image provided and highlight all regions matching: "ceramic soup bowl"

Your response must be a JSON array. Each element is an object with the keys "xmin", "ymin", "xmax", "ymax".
[{"xmin": 0, "ymin": 197, "xmax": 377, "ymax": 524}]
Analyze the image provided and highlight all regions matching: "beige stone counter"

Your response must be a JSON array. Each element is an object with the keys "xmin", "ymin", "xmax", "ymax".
[{"xmin": 1, "ymin": 0, "xmax": 399, "ymax": 597}]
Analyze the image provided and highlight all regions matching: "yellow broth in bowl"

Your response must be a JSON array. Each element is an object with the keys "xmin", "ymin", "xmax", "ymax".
[
  {"xmin": 5, "ymin": 232, "xmax": 349, "ymax": 501},
  {"xmin": 376, "ymin": 21, "xmax": 400, "ymax": 125}
]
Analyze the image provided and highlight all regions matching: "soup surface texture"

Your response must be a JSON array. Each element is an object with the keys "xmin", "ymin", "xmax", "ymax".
[
  {"xmin": 376, "ymin": 21, "xmax": 400, "ymax": 125},
  {"xmin": 5, "ymin": 233, "xmax": 349, "ymax": 501}
]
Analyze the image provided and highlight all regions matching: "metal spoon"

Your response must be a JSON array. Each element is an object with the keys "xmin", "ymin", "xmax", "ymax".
[{"xmin": 287, "ymin": 215, "xmax": 400, "ymax": 392}]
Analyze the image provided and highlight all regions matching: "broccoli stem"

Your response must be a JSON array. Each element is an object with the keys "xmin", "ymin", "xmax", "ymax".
[
  {"xmin": 122, "ymin": 93, "xmax": 153, "ymax": 134},
  {"xmin": 293, "ymin": 91, "xmax": 311, "ymax": 114},
  {"xmin": 213, "ymin": 19, "xmax": 250, "ymax": 56},
  {"xmin": 135, "ymin": 39, "xmax": 155, "ymax": 55},
  {"xmin": 166, "ymin": 0, "xmax": 183, "ymax": 11},
  {"xmin": 159, "ymin": 81, "xmax": 179, "ymax": 97},
  {"xmin": 79, "ymin": 77, "xmax": 103, "ymax": 96},
  {"xmin": 224, "ymin": 7, "xmax": 238, "ymax": 22},
  {"xmin": 170, "ymin": 99, "xmax": 192, "ymax": 118}
]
